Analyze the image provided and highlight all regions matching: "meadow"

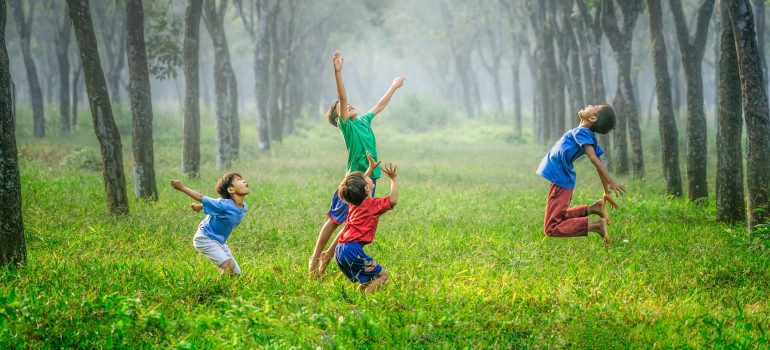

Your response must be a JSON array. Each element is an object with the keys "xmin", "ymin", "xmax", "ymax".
[{"xmin": 1, "ymin": 105, "xmax": 769, "ymax": 349}]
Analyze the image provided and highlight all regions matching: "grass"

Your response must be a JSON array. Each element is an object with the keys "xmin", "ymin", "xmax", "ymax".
[{"xmin": 2, "ymin": 106, "xmax": 769, "ymax": 349}]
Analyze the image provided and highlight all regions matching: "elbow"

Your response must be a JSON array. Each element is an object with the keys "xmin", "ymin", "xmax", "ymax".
[{"xmin": 389, "ymin": 198, "xmax": 398, "ymax": 207}]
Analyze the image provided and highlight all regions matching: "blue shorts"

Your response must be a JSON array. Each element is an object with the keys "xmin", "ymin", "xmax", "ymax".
[
  {"xmin": 327, "ymin": 178, "xmax": 377, "ymax": 224},
  {"xmin": 335, "ymin": 242, "xmax": 383, "ymax": 284}
]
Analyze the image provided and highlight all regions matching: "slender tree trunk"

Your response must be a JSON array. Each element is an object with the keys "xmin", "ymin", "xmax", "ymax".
[
  {"xmin": 728, "ymin": 0, "xmax": 770, "ymax": 232},
  {"xmin": 267, "ymin": 4, "xmax": 282, "ymax": 142},
  {"xmin": 68, "ymin": 0, "xmax": 129, "ymax": 215},
  {"xmin": 203, "ymin": 0, "xmax": 233, "ymax": 171},
  {"xmin": 716, "ymin": 0, "xmax": 745, "ymax": 223},
  {"xmin": 56, "ymin": 17, "xmax": 71, "ymax": 136},
  {"xmin": 255, "ymin": 0, "xmax": 271, "ymax": 152},
  {"xmin": 0, "ymin": 2, "xmax": 26, "ymax": 267},
  {"xmin": 647, "ymin": 0, "xmax": 683, "ymax": 197},
  {"xmin": 512, "ymin": 56, "xmax": 522, "ymax": 136},
  {"xmin": 182, "ymin": 0, "xmax": 202, "ymax": 178},
  {"xmin": 10, "ymin": 0, "xmax": 44, "ymax": 137},
  {"xmin": 126, "ymin": 0, "xmax": 157, "ymax": 201},
  {"xmin": 71, "ymin": 63, "xmax": 82, "ymax": 129},
  {"xmin": 671, "ymin": 0, "xmax": 715, "ymax": 201},
  {"xmin": 756, "ymin": 0, "xmax": 766, "ymax": 88}
]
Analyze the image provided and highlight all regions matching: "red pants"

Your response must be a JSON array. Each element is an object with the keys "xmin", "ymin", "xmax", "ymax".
[{"xmin": 544, "ymin": 184, "xmax": 588, "ymax": 237}]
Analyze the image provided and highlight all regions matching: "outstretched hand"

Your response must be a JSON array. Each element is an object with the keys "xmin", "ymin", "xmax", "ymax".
[
  {"xmin": 366, "ymin": 151, "xmax": 381, "ymax": 171},
  {"xmin": 392, "ymin": 76, "xmax": 405, "ymax": 88},
  {"xmin": 191, "ymin": 203, "xmax": 203, "ymax": 212},
  {"xmin": 382, "ymin": 163, "xmax": 398, "ymax": 180},
  {"xmin": 608, "ymin": 183, "xmax": 626, "ymax": 197},
  {"xmin": 333, "ymin": 50, "xmax": 344, "ymax": 72},
  {"xmin": 170, "ymin": 179, "xmax": 184, "ymax": 190},
  {"xmin": 603, "ymin": 193, "xmax": 619, "ymax": 209}
]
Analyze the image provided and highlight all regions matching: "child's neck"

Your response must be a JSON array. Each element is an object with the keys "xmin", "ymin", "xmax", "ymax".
[
  {"xmin": 231, "ymin": 195, "xmax": 245, "ymax": 208},
  {"xmin": 578, "ymin": 120, "xmax": 592, "ymax": 129}
]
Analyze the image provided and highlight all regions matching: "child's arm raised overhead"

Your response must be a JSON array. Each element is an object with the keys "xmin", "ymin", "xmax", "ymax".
[
  {"xmin": 369, "ymin": 76, "xmax": 405, "ymax": 116},
  {"xmin": 381, "ymin": 163, "xmax": 398, "ymax": 207},
  {"xmin": 333, "ymin": 50, "xmax": 349, "ymax": 123},
  {"xmin": 583, "ymin": 145, "xmax": 626, "ymax": 208},
  {"xmin": 364, "ymin": 151, "xmax": 381, "ymax": 179},
  {"xmin": 170, "ymin": 179, "xmax": 203, "ymax": 203}
]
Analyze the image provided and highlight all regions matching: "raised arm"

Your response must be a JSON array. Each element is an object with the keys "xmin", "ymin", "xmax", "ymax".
[
  {"xmin": 170, "ymin": 179, "xmax": 203, "ymax": 202},
  {"xmin": 333, "ymin": 50, "xmax": 349, "ymax": 122},
  {"xmin": 381, "ymin": 163, "xmax": 399, "ymax": 207},
  {"xmin": 369, "ymin": 76, "xmax": 405, "ymax": 115},
  {"xmin": 364, "ymin": 151, "xmax": 381, "ymax": 179},
  {"xmin": 584, "ymin": 145, "xmax": 626, "ymax": 208}
]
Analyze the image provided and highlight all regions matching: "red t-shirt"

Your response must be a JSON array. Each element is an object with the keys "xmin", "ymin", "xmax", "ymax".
[{"xmin": 337, "ymin": 196, "xmax": 393, "ymax": 245}]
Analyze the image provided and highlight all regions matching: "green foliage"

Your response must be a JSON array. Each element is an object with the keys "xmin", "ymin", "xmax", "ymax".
[
  {"xmin": 144, "ymin": 0, "xmax": 182, "ymax": 80},
  {"xmin": 59, "ymin": 147, "xmax": 102, "ymax": 171},
  {"xmin": 6, "ymin": 108, "xmax": 770, "ymax": 348}
]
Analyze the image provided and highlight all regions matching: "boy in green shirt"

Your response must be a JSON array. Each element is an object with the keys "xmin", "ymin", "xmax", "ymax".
[{"xmin": 309, "ymin": 50, "xmax": 405, "ymax": 277}]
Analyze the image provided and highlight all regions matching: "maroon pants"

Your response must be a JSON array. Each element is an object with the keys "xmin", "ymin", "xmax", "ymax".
[{"xmin": 544, "ymin": 184, "xmax": 588, "ymax": 237}]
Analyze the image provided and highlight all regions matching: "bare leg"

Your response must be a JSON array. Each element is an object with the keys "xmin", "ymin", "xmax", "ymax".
[
  {"xmin": 361, "ymin": 269, "xmax": 389, "ymax": 293},
  {"xmin": 588, "ymin": 198, "xmax": 610, "ymax": 225},
  {"xmin": 309, "ymin": 219, "xmax": 340, "ymax": 277},
  {"xmin": 588, "ymin": 218, "xmax": 610, "ymax": 247},
  {"xmin": 318, "ymin": 229, "xmax": 344, "ymax": 275},
  {"xmin": 218, "ymin": 259, "xmax": 237, "ymax": 275}
]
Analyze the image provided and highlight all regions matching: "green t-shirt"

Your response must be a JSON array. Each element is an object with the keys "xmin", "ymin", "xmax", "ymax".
[{"xmin": 338, "ymin": 111, "xmax": 380, "ymax": 179}]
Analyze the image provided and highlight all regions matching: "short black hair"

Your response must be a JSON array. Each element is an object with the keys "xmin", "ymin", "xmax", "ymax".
[
  {"xmin": 337, "ymin": 171, "xmax": 368, "ymax": 206},
  {"xmin": 326, "ymin": 100, "xmax": 340, "ymax": 127},
  {"xmin": 215, "ymin": 172, "xmax": 242, "ymax": 199},
  {"xmin": 590, "ymin": 104, "xmax": 616, "ymax": 134}
]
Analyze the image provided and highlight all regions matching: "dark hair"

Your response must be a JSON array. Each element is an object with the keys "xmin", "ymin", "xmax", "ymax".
[
  {"xmin": 337, "ymin": 171, "xmax": 368, "ymax": 206},
  {"xmin": 326, "ymin": 100, "xmax": 340, "ymax": 127},
  {"xmin": 590, "ymin": 104, "xmax": 616, "ymax": 134},
  {"xmin": 215, "ymin": 172, "xmax": 242, "ymax": 199}
]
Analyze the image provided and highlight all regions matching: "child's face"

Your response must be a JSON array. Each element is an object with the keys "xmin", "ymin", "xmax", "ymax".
[
  {"xmin": 340, "ymin": 104, "xmax": 358, "ymax": 119},
  {"xmin": 578, "ymin": 105, "xmax": 601, "ymax": 123},
  {"xmin": 364, "ymin": 177, "xmax": 374, "ymax": 196},
  {"xmin": 228, "ymin": 176, "xmax": 250, "ymax": 197}
]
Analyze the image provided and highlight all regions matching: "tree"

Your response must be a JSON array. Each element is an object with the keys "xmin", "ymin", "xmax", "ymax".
[
  {"xmin": 727, "ymin": 0, "xmax": 770, "ymax": 233},
  {"xmin": 126, "ymin": 0, "xmax": 158, "ymax": 201},
  {"xmin": 0, "ymin": 1, "xmax": 26, "ymax": 267},
  {"xmin": 52, "ymin": 0, "xmax": 72, "ymax": 136},
  {"xmin": 9, "ymin": 0, "xmax": 45, "ymax": 137},
  {"xmin": 670, "ymin": 0, "xmax": 715, "ymax": 202},
  {"xmin": 477, "ymin": 1, "xmax": 506, "ymax": 116},
  {"xmin": 182, "ymin": 0, "xmax": 203, "ymax": 177},
  {"xmin": 602, "ymin": 0, "xmax": 644, "ymax": 177},
  {"xmin": 716, "ymin": 0, "xmax": 744, "ymax": 223},
  {"xmin": 202, "ymin": 0, "xmax": 238, "ymax": 170},
  {"xmin": 646, "ymin": 0, "xmax": 683, "ymax": 197},
  {"xmin": 68, "ymin": 0, "xmax": 129, "ymax": 215}
]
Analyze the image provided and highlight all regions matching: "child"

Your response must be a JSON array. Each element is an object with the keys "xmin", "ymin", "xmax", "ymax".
[
  {"xmin": 170, "ymin": 173, "xmax": 249, "ymax": 275},
  {"xmin": 308, "ymin": 50, "xmax": 405, "ymax": 277},
  {"xmin": 536, "ymin": 104, "xmax": 626, "ymax": 246},
  {"xmin": 332, "ymin": 157, "xmax": 398, "ymax": 293}
]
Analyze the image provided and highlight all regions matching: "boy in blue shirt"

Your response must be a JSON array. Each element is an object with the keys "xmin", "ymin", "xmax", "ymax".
[
  {"xmin": 536, "ymin": 104, "xmax": 626, "ymax": 246},
  {"xmin": 170, "ymin": 172, "xmax": 249, "ymax": 275}
]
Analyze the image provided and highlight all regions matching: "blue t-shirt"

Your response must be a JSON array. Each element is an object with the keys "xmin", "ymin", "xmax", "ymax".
[
  {"xmin": 197, "ymin": 196, "xmax": 248, "ymax": 244},
  {"xmin": 536, "ymin": 127, "xmax": 604, "ymax": 189}
]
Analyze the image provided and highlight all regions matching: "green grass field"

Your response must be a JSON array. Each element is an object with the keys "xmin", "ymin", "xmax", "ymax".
[{"xmin": 2, "ymin": 107, "xmax": 769, "ymax": 348}]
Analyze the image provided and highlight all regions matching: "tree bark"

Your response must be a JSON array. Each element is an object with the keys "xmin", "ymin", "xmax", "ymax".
[
  {"xmin": 647, "ymin": 0, "xmax": 683, "ymax": 197},
  {"xmin": 183, "ymin": 0, "xmax": 203, "ymax": 177},
  {"xmin": 0, "ymin": 2, "xmax": 26, "ymax": 267},
  {"xmin": 68, "ymin": 0, "xmax": 129, "ymax": 215},
  {"xmin": 71, "ymin": 63, "xmax": 82, "ymax": 129},
  {"xmin": 268, "ymin": 4, "xmax": 282, "ymax": 142},
  {"xmin": 10, "ymin": 0, "xmax": 45, "ymax": 137},
  {"xmin": 55, "ymin": 9, "xmax": 71, "ymax": 136},
  {"xmin": 126, "ymin": 0, "xmax": 157, "ymax": 201},
  {"xmin": 716, "ymin": 0, "xmax": 745, "ymax": 223},
  {"xmin": 727, "ymin": 0, "xmax": 770, "ymax": 233},
  {"xmin": 254, "ymin": 0, "xmax": 272, "ymax": 152},
  {"xmin": 670, "ymin": 0, "xmax": 715, "ymax": 202}
]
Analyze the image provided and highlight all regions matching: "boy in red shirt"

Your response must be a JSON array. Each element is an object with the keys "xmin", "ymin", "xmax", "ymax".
[{"xmin": 328, "ymin": 156, "xmax": 398, "ymax": 293}]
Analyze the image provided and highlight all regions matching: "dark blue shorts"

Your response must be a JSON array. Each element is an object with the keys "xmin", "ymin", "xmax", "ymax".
[
  {"xmin": 335, "ymin": 242, "xmax": 383, "ymax": 284},
  {"xmin": 327, "ymin": 178, "xmax": 377, "ymax": 224}
]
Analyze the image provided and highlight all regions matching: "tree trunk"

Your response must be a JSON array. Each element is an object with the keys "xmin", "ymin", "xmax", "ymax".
[
  {"xmin": 56, "ymin": 15, "xmax": 71, "ymax": 136},
  {"xmin": 71, "ymin": 63, "xmax": 82, "ymax": 129},
  {"xmin": 10, "ymin": 0, "xmax": 45, "ymax": 137},
  {"xmin": 755, "ymin": 0, "xmax": 766, "ymax": 88},
  {"xmin": 671, "ymin": 0, "xmax": 715, "ymax": 202},
  {"xmin": 183, "ymin": 0, "xmax": 202, "ymax": 178},
  {"xmin": 254, "ymin": 0, "xmax": 271, "ymax": 152},
  {"xmin": 512, "ymin": 56, "xmax": 522, "ymax": 136},
  {"xmin": 267, "ymin": 2, "xmax": 282, "ymax": 142},
  {"xmin": 0, "ymin": 2, "xmax": 26, "ymax": 267},
  {"xmin": 716, "ymin": 0, "xmax": 745, "ymax": 223},
  {"xmin": 126, "ymin": 0, "xmax": 157, "ymax": 201},
  {"xmin": 68, "ymin": 0, "xmax": 129, "ymax": 215},
  {"xmin": 728, "ymin": 0, "xmax": 770, "ymax": 233},
  {"xmin": 203, "ymin": 0, "xmax": 234, "ymax": 171},
  {"xmin": 647, "ymin": 0, "xmax": 683, "ymax": 197}
]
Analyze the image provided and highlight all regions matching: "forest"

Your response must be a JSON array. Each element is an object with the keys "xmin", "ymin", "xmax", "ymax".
[{"xmin": 1, "ymin": 0, "xmax": 769, "ymax": 348}]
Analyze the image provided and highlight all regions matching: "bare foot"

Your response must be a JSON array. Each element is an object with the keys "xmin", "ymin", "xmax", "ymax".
[
  {"xmin": 318, "ymin": 251, "xmax": 333, "ymax": 275},
  {"xmin": 590, "ymin": 198, "xmax": 610, "ymax": 225},
  {"xmin": 308, "ymin": 257, "xmax": 320, "ymax": 279},
  {"xmin": 596, "ymin": 218, "xmax": 610, "ymax": 247}
]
